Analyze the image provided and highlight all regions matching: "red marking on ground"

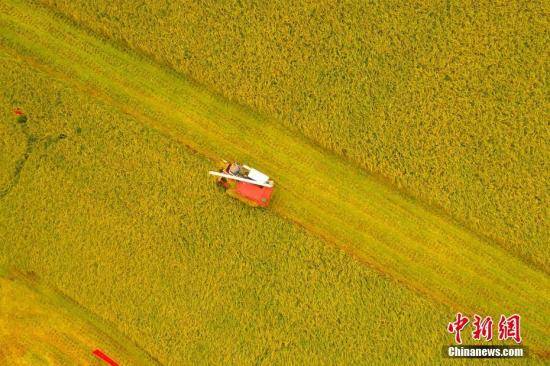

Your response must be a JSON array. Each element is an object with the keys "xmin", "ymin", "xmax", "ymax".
[
  {"xmin": 13, "ymin": 108, "xmax": 24, "ymax": 116},
  {"xmin": 92, "ymin": 349, "xmax": 119, "ymax": 366}
]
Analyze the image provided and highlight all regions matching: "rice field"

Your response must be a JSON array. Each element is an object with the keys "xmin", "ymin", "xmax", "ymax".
[
  {"xmin": 0, "ymin": 0, "xmax": 548, "ymax": 364},
  {"xmin": 38, "ymin": 0, "xmax": 549, "ymax": 271},
  {"xmin": 0, "ymin": 267, "xmax": 157, "ymax": 365},
  {"xmin": 0, "ymin": 48, "xmax": 457, "ymax": 365}
]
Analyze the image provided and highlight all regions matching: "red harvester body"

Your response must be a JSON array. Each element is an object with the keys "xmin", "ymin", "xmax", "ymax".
[{"xmin": 209, "ymin": 161, "xmax": 274, "ymax": 207}]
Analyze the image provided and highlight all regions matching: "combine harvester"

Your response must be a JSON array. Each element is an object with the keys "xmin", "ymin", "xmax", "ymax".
[{"xmin": 209, "ymin": 161, "xmax": 274, "ymax": 207}]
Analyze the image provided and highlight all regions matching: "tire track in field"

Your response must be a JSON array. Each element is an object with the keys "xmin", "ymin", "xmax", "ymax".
[
  {"xmin": 0, "ymin": 123, "xmax": 36, "ymax": 199},
  {"xmin": 0, "ymin": 120, "xmax": 67, "ymax": 199}
]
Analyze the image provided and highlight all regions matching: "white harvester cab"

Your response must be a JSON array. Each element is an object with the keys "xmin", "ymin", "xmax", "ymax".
[{"xmin": 243, "ymin": 165, "xmax": 270, "ymax": 185}]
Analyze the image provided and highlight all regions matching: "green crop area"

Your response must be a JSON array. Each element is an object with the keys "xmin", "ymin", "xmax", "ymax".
[{"xmin": 0, "ymin": 0, "xmax": 548, "ymax": 364}]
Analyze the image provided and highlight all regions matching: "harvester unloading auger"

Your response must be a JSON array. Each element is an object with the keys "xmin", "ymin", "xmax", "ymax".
[{"xmin": 209, "ymin": 160, "xmax": 274, "ymax": 207}]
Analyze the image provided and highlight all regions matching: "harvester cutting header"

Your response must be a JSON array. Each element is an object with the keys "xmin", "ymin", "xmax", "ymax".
[{"xmin": 209, "ymin": 160, "xmax": 274, "ymax": 207}]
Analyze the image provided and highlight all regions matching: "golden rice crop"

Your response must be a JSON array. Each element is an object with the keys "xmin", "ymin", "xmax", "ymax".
[
  {"xmin": 0, "ymin": 52, "xmax": 459, "ymax": 365},
  {"xmin": 39, "ymin": 0, "xmax": 549, "ymax": 271},
  {"xmin": 1, "ymin": 1, "xmax": 547, "ymax": 364},
  {"xmin": 0, "ymin": 268, "xmax": 156, "ymax": 365}
]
